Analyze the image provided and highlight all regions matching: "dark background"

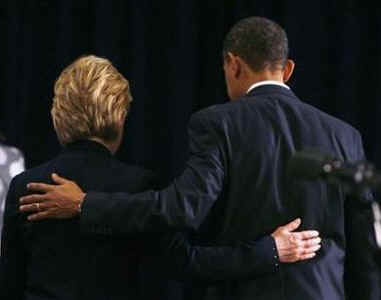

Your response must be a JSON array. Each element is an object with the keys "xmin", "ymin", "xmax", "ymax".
[{"xmin": 0, "ymin": 0, "xmax": 380, "ymax": 184}]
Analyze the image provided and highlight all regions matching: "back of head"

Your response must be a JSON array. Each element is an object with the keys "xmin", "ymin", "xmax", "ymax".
[
  {"xmin": 223, "ymin": 17, "xmax": 289, "ymax": 72},
  {"xmin": 51, "ymin": 55, "xmax": 132, "ymax": 145}
]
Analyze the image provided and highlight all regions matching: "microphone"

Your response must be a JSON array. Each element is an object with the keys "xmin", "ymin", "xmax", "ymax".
[
  {"xmin": 288, "ymin": 149, "xmax": 381, "ymax": 188},
  {"xmin": 287, "ymin": 149, "xmax": 340, "ymax": 180}
]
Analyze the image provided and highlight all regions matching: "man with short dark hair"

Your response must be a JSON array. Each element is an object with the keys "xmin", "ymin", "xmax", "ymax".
[
  {"xmin": 223, "ymin": 17, "xmax": 289, "ymax": 73},
  {"xmin": 20, "ymin": 17, "xmax": 380, "ymax": 299}
]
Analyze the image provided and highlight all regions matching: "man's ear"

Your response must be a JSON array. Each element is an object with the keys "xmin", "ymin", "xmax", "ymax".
[
  {"xmin": 226, "ymin": 52, "xmax": 242, "ymax": 79},
  {"xmin": 283, "ymin": 59, "xmax": 295, "ymax": 83}
]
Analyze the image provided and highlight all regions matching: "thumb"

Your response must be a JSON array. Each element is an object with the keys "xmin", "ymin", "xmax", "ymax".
[
  {"xmin": 51, "ymin": 173, "xmax": 70, "ymax": 185},
  {"xmin": 283, "ymin": 218, "xmax": 301, "ymax": 232}
]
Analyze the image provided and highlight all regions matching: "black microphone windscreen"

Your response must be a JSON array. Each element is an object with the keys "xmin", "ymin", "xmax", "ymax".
[{"xmin": 287, "ymin": 149, "xmax": 337, "ymax": 180}]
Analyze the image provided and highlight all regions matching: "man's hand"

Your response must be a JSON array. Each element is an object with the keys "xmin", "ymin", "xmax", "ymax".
[
  {"xmin": 19, "ymin": 173, "xmax": 86, "ymax": 221},
  {"xmin": 271, "ymin": 218, "xmax": 321, "ymax": 263}
]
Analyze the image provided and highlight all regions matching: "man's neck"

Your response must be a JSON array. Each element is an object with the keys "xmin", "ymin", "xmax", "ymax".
[{"xmin": 242, "ymin": 70, "xmax": 284, "ymax": 94}]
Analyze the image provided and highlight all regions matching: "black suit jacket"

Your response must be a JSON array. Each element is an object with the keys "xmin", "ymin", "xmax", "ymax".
[
  {"xmin": 81, "ymin": 85, "xmax": 381, "ymax": 300},
  {"xmin": 0, "ymin": 140, "xmax": 279, "ymax": 300}
]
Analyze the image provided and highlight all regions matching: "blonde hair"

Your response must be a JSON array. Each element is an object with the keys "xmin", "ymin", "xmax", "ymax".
[{"xmin": 51, "ymin": 55, "xmax": 132, "ymax": 145}]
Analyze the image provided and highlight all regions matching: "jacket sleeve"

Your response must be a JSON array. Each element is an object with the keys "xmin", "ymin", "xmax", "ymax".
[
  {"xmin": 81, "ymin": 111, "xmax": 226, "ymax": 234},
  {"xmin": 344, "ymin": 132, "xmax": 381, "ymax": 300},
  {"xmin": 160, "ymin": 232, "xmax": 279, "ymax": 283},
  {"xmin": 125, "ymin": 165, "xmax": 279, "ymax": 282},
  {"xmin": 0, "ymin": 177, "xmax": 26, "ymax": 300}
]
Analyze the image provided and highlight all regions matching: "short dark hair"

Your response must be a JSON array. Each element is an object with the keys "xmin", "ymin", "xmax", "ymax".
[{"xmin": 223, "ymin": 17, "xmax": 289, "ymax": 72}]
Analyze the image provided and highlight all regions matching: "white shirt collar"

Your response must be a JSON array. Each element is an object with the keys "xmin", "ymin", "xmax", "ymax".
[{"xmin": 246, "ymin": 80, "xmax": 290, "ymax": 94}]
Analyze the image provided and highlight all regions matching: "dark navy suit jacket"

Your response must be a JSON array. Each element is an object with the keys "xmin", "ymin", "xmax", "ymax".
[
  {"xmin": 81, "ymin": 85, "xmax": 381, "ymax": 300},
  {"xmin": 0, "ymin": 140, "xmax": 279, "ymax": 300}
]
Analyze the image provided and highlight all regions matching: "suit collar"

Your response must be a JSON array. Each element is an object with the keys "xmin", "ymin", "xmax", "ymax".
[
  {"xmin": 62, "ymin": 139, "xmax": 112, "ymax": 157},
  {"xmin": 247, "ymin": 84, "xmax": 296, "ymax": 98}
]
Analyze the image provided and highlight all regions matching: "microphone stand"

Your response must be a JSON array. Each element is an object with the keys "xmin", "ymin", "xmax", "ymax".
[
  {"xmin": 321, "ymin": 160, "xmax": 381, "ymax": 249},
  {"xmin": 289, "ymin": 151, "xmax": 381, "ymax": 249},
  {"xmin": 372, "ymin": 202, "xmax": 381, "ymax": 248}
]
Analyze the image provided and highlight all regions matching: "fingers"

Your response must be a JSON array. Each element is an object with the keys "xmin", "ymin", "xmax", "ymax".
[
  {"xmin": 301, "ymin": 244, "xmax": 321, "ymax": 254},
  {"xmin": 280, "ymin": 243, "xmax": 321, "ymax": 257},
  {"xmin": 281, "ymin": 218, "xmax": 301, "ymax": 232},
  {"xmin": 292, "ymin": 230, "xmax": 319, "ymax": 240},
  {"xmin": 301, "ymin": 237, "xmax": 321, "ymax": 247},
  {"xmin": 52, "ymin": 173, "xmax": 70, "ymax": 184},
  {"xmin": 20, "ymin": 203, "xmax": 39, "ymax": 213},
  {"xmin": 287, "ymin": 236, "xmax": 321, "ymax": 250},
  {"xmin": 27, "ymin": 211, "xmax": 53, "ymax": 221},
  {"xmin": 19, "ymin": 194, "xmax": 46, "ymax": 205},
  {"xmin": 20, "ymin": 201, "xmax": 55, "ymax": 213},
  {"xmin": 298, "ymin": 252, "xmax": 316, "ymax": 261},
  {"xmin": 279, "ymin": 236, "xmax": 322, "ymax": 263},
  {"xmin": 282, "ymin": 244, "xmax": 321, "ymax": 262},
  {"xmin": 26, "ymin": 182, "xmax": 56, "ymax": 193},
  {"xmin": 283, "ymin": 252, "xmax": 317, "ymax": 263}
]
